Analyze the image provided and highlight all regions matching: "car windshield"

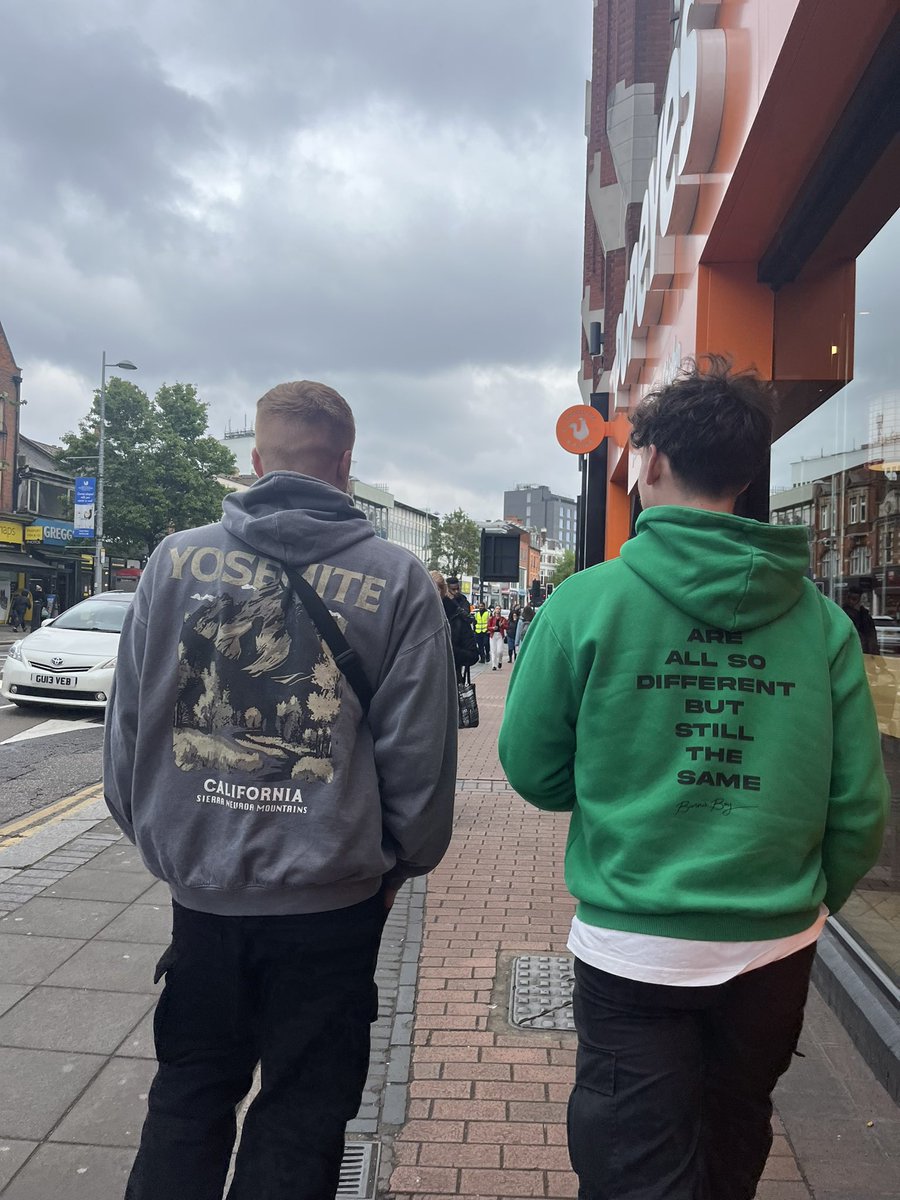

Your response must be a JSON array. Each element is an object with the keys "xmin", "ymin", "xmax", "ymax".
[{"xmin": 50, "ymin": 600, "xmax": 131, "ymax": 633}]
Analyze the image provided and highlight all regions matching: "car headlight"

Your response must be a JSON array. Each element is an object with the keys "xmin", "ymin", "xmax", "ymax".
[
  {"xmin": 6, "ymin": 641, "xmax": 25, "ymax": 662},
  {"xmin": 95, "ymin": 658, "xmax": 118, "ymax": 670}
]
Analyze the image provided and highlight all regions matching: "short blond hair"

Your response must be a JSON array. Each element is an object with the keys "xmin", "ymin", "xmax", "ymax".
[
  {"xmin": 255, "ymin": 381, "xmax": 355, "ymax": 474},
  {"xmin": 430, "ymin": 570, "xmax": 448, "ymax": 597}
]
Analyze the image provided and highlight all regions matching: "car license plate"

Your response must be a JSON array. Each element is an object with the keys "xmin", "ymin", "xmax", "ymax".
[{"xmin": 31, "ymin": 673, "xmax": 76, "ymax": 688}]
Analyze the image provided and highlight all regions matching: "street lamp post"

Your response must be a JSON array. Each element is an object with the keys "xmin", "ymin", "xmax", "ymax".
[{"xmin": 94, "ymin": 352, "xmax": 137, "ymax": 594}]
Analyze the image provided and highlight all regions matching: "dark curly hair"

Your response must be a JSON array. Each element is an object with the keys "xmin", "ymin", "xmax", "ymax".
[{"xmin": 629, "ymin": 356, "xmax": 777, "ymax": 498}]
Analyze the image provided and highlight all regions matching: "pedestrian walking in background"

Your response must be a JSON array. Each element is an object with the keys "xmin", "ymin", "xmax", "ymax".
[
  {"xmin": 515, "ymin": 602, "xmax": 535, "ymax": 652},
  {"xmin": 488, "ymin": 605, "xmax": 508, "ymax": 670},
  {"xmin": 432, "ymin": 570, "xmax": 479, "ymax": 680},
  {"xmin": 105, "ymin": 380, "xmax": 457, "ymax": 1200},
  {"xmin": 506, "ymin": 605, "xmax": 520, "ymax": 662},
  {"xmin": 9, "ymin": 588, "xmax": 29, "ymax": 632},
  {"xmin": 842, "ymin": 585, "xmax": 879, "ymax": 655},
  {"xmin": 473, "ymin": 601, "xmax": 490, "ymax": 663},
  {"xmin": 446, "ymin": 576, "xmax": 471, "ymax": 618},
  {"xmin": 499, "ymin": 357, "xmax": 887, "ymax": 1200}
]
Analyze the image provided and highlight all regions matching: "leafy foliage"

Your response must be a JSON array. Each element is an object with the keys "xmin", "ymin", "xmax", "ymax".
[
  {"xmin": 427, "ymin": 507, "xmax": 481, "ymax": 578},
  {"xmin": 551, "ymin": 549, "xmax": 576, "ymax": 587},
  {"xmin": 58, "ymin": 379, "xmax": 236, "ymax": 559}
]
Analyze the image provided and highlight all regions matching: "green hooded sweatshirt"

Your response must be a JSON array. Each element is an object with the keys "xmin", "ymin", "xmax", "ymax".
[{"xmin": 498, "ymin": 506, "xmax": 888, "ymax": 942}]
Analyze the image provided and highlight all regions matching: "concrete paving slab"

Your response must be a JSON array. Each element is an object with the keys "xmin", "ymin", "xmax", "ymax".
[
  {"xmin": 0, "ymin": 897, "xmax": 125, "ymax": 939},
  {"xmin": 114, "ymin": 1011, "xmax": 155, "ymax": 1060},
  {"xmin": 0, "ymin": 1047, "xmax": 104, "ymax": 1139},
  {"xmin": 70, "ymin": 800, "xmax": 108, "ymax": 822},
  {"xmin": 0, "ymin": 1143, "xmax": 133, "ymax": 1200},
  {"xmin": 0, "ymin": 1140, "xmax": 37, "ymax": 1192},
  {"xmin": 50, "ymin": 1057, "xmax": 156, "ymax": 1148},
  {"xmin": 0, "ymin": 822, "xmax": 103, "ymax": 870},
  {"xmin": 40, "ymin": 868, "xmax": 156, "ymax": 904},
  {"xmin": 85, "ymin": 846, "xmax": 149, "ymax": 874},
  {"xmin": 0, "ymin": 934, "xmax": 83, "ymax": 986},
  {"xmin": 0, "ymin": 985, "xmax": 30, "ymax": 1018},
  {"xmin": 89, "ymin": 819, "xmax": 125, "ymax": 838},
  {"xmin": 94, "ymin": 903, "xmax": 171, "ymax": 945},
  {"xmin": 0, "ymin": 987, "xmax": 154, "ymax": 1055},
  {"xmin": 132, "ymin": 880, "xmax": 170, "ymax": 905},
  {"xmin": 41, "ymin": 940, "xmax": 163, "ymax": 995}
]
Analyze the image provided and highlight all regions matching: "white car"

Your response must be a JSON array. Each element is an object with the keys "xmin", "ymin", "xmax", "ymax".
[
  {"xmin": 873, "ymin": 615, "xmax": 900, "ymax": 656},
  {"xmin": 1, "ymin": 591, "xmax": 135, "ymax": 709}
]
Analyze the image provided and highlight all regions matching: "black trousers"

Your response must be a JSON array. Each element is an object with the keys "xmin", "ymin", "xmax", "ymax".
[
  {"xmin": 568, "ymin": 943, "xmax": 816, "ymax": 1200},
  {"xmin": 125, "ymin": 895, "xmax": 386, "ymax": 1200}
]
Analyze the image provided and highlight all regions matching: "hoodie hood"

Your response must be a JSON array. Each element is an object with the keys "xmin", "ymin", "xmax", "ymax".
[
  {"xmin": 221, "ymin": 472, "xmax": 373, "ymax": 565},
  {"xmin": 620, "ymin": 506, "xmax": 810, "ymax": 632}
]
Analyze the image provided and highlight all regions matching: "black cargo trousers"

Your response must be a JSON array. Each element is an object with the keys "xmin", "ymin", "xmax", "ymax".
[
  {"xmin": 567, "ymin": 942, "xmax": 816, "ymax": 1200},
  {"xmin": 125, "ymin": 893, "xmax": 386, "ymax": 1200}
]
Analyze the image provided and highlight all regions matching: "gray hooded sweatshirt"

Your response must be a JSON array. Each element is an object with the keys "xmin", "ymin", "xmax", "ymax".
[{"xmin": 104, "ymin": 472, "xmax": 457, "ymax": 916}]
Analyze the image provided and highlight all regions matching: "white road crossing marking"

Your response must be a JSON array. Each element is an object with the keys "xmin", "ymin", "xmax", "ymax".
[{"xmin": 1, "ymin": 717, "xmax": 100, "ymax": 745}]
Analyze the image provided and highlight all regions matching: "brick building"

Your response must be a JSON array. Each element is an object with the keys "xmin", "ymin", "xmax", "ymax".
[
  {"xmin": 0, "ymin": 318, "xmax": 23, "ymax": 516},
  {"xmin": 579, "ymin": 0, "xmax": 673, "ymax": 408}
]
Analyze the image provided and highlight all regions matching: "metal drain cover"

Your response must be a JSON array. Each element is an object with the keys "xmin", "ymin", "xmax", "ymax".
[
  {"xmin": 509, "ymin": 954, "xmax": 575, "ymax": 1030},
  {"xmin": 337, "ymin": 1141, "xmax": 379, "ymax": 1198}
]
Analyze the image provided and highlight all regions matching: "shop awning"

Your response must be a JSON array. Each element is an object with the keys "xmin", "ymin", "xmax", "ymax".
[{"xmin": 0, "ymin": 551, "xmax": 54, "ymax": 571}]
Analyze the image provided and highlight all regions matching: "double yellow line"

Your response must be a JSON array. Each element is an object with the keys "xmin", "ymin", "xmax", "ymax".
[{"xmin": 0, "ymin": 782, "xmax": 105, "ymax": 850}]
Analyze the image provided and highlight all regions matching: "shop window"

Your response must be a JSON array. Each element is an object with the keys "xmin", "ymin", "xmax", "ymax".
[{"xmin": 773, "ymin": 209, "xmax": 900, "ymax": 991}]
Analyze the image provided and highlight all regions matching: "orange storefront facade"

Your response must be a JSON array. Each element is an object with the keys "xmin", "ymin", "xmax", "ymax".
[
  {"xmin": 582, "ymin": 0, "xmax": 899, "ymax": 1094},
  {"xmin": 583, "ymin": 0, "xmax": 898, "ymax": 553}
]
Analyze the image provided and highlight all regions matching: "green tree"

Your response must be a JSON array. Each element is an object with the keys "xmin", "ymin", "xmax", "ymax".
[
  {"xmin": 428, "ymin": 508, "xmax": 481, "ymax": 578},
  {"xmin": 59, "ymin": 378, "xmax": 236, "ymax": 559},
  {"xmin": 551, "ymin": 549, "xmax": 576, "ymax": 587}
]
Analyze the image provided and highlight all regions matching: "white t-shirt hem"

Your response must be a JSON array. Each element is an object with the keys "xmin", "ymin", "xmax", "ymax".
[{"xmin": 567, "ymin": 906, "xmax": 828, "ymax": 987}]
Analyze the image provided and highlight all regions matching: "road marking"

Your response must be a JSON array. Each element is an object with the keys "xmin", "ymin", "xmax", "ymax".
[
  {"xmin": 0, "ymin": 717, "xmax": 101, "ymax": 745},
  {"xmin": 0, "ymin": 781, "xmax": 105, "ymax": 848}
]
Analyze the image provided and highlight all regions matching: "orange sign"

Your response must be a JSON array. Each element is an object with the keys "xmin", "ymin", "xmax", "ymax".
[{"xmin": 556, "ymin": 405, "xmax": 607, "ymax": 454}]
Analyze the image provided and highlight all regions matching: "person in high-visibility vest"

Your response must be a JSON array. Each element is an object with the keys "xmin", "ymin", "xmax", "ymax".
[{"xmin": 473, "ymin": 602, "xmax": 490, "ymax": 663}]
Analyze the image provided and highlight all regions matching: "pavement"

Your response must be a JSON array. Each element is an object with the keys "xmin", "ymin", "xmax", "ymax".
[{"xmin": 0, "ymin": 659, "xmax": 897, "ymax": 1198}]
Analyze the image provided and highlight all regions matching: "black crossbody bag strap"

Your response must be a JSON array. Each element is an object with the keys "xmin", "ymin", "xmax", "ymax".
[{"xmin": 282, "ymin": 565, "xmax": 374, "ymax": 716}]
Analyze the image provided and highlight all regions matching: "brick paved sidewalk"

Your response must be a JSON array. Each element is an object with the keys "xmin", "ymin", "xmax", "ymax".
[{"xmin": 388, "ymin": 665, "xmax": 899, "ymax": 1200}]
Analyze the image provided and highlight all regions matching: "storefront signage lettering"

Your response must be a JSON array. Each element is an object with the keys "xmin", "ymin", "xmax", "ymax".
[
  {"xmin": 0, "ymin": 521, "xmax": 24, "ymax": 545},
  {"xmin": 612, "ymin": 0, "xmax": 726, "ymax": 396},
  {"xmin": 25, "ymin": 521, "xmax": 75, "ymax": 546}
]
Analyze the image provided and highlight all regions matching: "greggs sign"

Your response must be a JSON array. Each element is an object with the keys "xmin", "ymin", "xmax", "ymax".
[{"xmin": 611, "ymin": 0, "xmax": 726, "ymax": 396}]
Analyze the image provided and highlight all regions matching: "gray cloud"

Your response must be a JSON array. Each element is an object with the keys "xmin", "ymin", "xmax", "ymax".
[{"xmin": 1, "ymin": 0, "xmax": 592, "ymax": 521}]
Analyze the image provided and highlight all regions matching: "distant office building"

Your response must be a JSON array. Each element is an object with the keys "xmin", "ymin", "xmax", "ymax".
[
  {"xmin": 349, "ymin": 480, "xmax": 436, "ymax": 565},
  {"xmin": 217, "ymin": 426, "xmax": 436, "ymax": 564},
  {"xmin": 218, "ymin": 423, "xmax": 255, "ymax": 475},
  {"xmin": 503, "ymin": 485, "xmax": 577, "ymax": 551}
]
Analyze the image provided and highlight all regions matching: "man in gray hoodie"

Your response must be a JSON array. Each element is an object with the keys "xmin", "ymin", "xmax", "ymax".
[{"xmin": 105, "ymin": 380, "xmax": 457, "ymax": 1200}]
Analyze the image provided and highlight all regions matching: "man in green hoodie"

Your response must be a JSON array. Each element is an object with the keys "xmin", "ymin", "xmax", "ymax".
[{"xmin": 498, "ymin": 358, "xmax": 887, "ymax": 1200}]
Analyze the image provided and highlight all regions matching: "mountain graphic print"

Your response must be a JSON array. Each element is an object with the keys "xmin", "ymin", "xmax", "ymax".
[{"xmin": 173, "ymin": 579, "xmax": 343, "ymax": 782}]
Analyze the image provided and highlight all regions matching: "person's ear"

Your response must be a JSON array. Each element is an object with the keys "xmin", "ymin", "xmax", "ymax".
[
  {"xmin": 251, "ymin": 448, "xmax": 264, "ymax": 478},
  {"xmin": 336, "ymin": 448, "xmax": 353, "ymax": 492},
  {"xmin": 644, "ymin": 445, "xmax": 663, "ymax": 485}
]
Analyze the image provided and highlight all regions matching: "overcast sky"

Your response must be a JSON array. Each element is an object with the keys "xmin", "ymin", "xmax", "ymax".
[
  {"xmin": 0, "ymin": 0, "xmax": 594, "ymax": 521},
  {"xmin": 4, "ymin": 3, "xmax": 896, "ymax": 520}
]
